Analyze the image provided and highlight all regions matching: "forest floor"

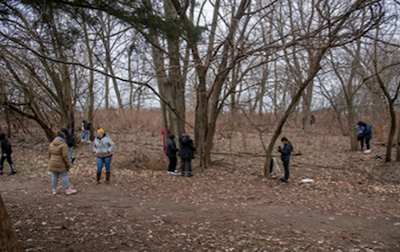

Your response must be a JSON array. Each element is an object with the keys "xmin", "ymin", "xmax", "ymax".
[{"xmin": 1, "ymin": 128, "xmax": 400, "ymax": 252}]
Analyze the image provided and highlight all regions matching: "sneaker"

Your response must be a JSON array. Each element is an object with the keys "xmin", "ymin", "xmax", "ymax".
[
  {"xmin": 271, "ymin": 175, "xmax": 277, "ymax": 179},
  {"xmin": 8, "ymin": 171, "xmax": 16, "ymax": 175},
  {"xmin": 181, "ymin": 173, "xmax": 185, "ymax": 177},
  {"xmin": 71, "ymin": 157, "xmax": 76, "ymax": 164},
  {"xmin": 66, "ymin": 189, "xmax": 77, "ymax": 195},
  {"xmin": 188, "ymin": 174, "xmax": 193, "ymax": 177},
  {"xmin": 280, "ymin": 178, "xmax": 288, "ymax": 183},
  {"xmin": 174, "ymin": 170, "xmax": 178, "ymax": 173},
  {"xmin": 0, "ymin": 171, "xmax": 3, "ymax": 175},
  {"xmin": 52, "ymin": 190, "xmax": 57, "ymax": 195},
  {"xmin": 360, "ymin": 148, "xmax": 364, "ymax": 151},
  {"xmin": 364, "ymin": 149, "xmax": 371, "ymax": 154}
]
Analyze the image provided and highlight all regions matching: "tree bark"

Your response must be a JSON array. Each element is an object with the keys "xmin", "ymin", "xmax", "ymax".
[{"xmin": 0, "ymin": 193, "xmax": 20, "ymax": 252}]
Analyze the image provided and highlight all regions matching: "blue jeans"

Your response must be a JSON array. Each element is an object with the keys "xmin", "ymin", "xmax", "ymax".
[
  {"xmin": 82, "ymin": 130, "xmax": 86, "ymax": 140},
  {"xmin": 97, "ymin": 156, "xmax": 112, "ymax": 173},
  {"xmin": 52, "ymin": 172, "xmax": 71, "ymax": 190},
  {"xmin": 68, "ymin": 147, "xmax": 75, "ymax": 160}
]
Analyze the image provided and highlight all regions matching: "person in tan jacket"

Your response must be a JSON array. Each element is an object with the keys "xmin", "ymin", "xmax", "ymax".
[{"xmin": 49, "ymin": 132, "xmax": 77, "ymax": 195}]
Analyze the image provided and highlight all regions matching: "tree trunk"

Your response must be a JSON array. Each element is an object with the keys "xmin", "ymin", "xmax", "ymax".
[{"xmin": 0, "ymin": 193, "xmax": 20, "ymax": 252}]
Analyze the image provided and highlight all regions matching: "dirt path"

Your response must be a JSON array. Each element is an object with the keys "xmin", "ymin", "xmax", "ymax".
[{"xmin": 1, "ymin": 172, "xmax": 399, "ymax": 252}]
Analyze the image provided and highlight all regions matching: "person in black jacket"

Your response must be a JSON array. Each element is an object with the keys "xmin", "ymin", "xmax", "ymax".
[
  {"xmin": 178, "ymin": 134, "xmax": 196, "ymax": 177},
  {"xmin": 165, "ymin": 134, "xmax": 179, "ymax": 174},
  {"xmin": 0, "ymin": 132, "xmax": 17, "ymax": 175},
  {"xmin": 278, "ymin": 137, "xmax": 293, "ymax": 183},
  {"xmin": 61, "ymin": 128, "xmax": 76, "ymax": 164}
]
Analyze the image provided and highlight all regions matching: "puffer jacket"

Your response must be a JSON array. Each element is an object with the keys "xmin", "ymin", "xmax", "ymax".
[
  {"xmin": 48, "ymin": 136, "xmax": 71, "ymax": 172},
  {"xmin": 93, "ymin": 134, "xmax": 115, "ymax": 158},
  {"xmin": 178, "ymin": 136, "xmax": 196, "ymax": 159}
]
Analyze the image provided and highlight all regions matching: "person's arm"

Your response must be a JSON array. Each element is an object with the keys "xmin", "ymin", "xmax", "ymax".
[
  {"xmin": 62, "ymin": 144, "xmax": 71, "ymax": 167},
  {"xmin": 107, "ymin": 137, "xmax": 115, "ymax": 153},
  {"xmin": 279, "ymin": 145, "xmax": 290, "ymax": 155}
]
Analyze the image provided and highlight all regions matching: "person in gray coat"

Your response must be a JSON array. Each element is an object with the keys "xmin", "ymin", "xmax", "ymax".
[
  {"xmin": 93, "ymin": 128, "xmax": 115, "ymax": 184},
  {"xmin": 165, "ymin": 134, "xmax": 179, "ymax": 174},
  {"xmin": 178, "ymin": 134, "xmax": 196, "ymax": 177}
]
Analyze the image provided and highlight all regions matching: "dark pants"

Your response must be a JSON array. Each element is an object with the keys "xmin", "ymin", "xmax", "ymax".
[
  {"xmin": 365, "ymin": 138, "xmax": 371, "ymax": 150},
  {"xmin": 358, "ymin": 136, "xmax": 364, "ymax": 150},
  {"xmin": 168, "ymin": 157, "xmax": 177, "ymax": 172},
  {"xmin": 181, "ymin": 158, "xmax": 192, "ymax": 175},
  {"xmin": 0, "ymin": 154, "xmax": 15, "ymax": 172},
  {"xmin": 269, "ymin": 157, "xmax": 274, "ymax": 174},
  {"xmin": 282, "ymin": 159, "xmax": 290, "ymax": 181}
]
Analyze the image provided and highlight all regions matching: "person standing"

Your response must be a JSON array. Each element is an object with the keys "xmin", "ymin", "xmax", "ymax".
[
  {"xmin": 310, "ymin": 115, "xmax": 316, "ymax": 132},
  {"xmin": 81, "ymin": 120, "xmax": 87, "ymax": 142},
  {"xmin": 361, "ymin": 122, "xmax": 372, "ymax": 153},
  {"xmin": 0, "ymin": 132, "xmax": 17, "ymax": 175},
  {"xmin": 61, "ymin": 128, "xmax": 76, "ymax": 163},
  {"xmin": 178, "ymin": 134, "xmax": 196, "ymax": 177},
  {"xmin": 93, "ymin": 128, "xmax": 115, "ymax": 185},
  {"xmin": 356, "ymin": 121, "xmax": 365, "ymax": 151},
  {"xmin": 278, "ymin": 137, "xmax": 293, "ymax": 183},
  {"xmin": 48, "ymin": 132, "xmax": 76, "ymax": 195},
  {"xmin": 161, "ymin": 127, "xmax": 170, "ymax": 152},
  {"xmin": 165, "ymin": 134, "xmax": 179, "ymax": 174},
  {"xmin": 85, "ymin": 121, "xmax": 92, "ymax": 143}
]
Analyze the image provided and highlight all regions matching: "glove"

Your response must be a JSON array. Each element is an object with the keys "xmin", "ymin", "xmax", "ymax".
[{"xmin": 66, "ymin": 166, "xmax": 70, "ymax": 171}]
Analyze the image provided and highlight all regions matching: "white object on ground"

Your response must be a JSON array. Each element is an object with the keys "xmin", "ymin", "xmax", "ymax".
[{"xmin": 301, "ymin": 179, "xmax": 314, "ymax": 183}]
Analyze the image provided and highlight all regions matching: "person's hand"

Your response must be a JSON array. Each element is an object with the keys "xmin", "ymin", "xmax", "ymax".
[{"xmin": 3, "ymin": 154, "xmax": 6, "ymax": 157}]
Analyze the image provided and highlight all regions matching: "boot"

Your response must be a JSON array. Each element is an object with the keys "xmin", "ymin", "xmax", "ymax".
[
  {"xmin": 96, "ymin": 173, "xmax": 101, "ymax": 185},
  {"xmin": 105, "ymin": 172, "xmax": 111, "ymax": 185}
]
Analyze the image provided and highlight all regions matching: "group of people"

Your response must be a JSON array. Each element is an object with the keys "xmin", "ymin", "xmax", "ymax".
[
  {"xmin": 356, "ymin": 121, "xmax": 372, "ymax": 153},
  {"xmin": 48, "ymin": 126, "xmax": 115, "ymax": 195},
  {"xmin": 163, "ymin": 130, "xmax": 293, "ymax": 183},
  {"xmin": 165, "ymin": 133, "xmax": 196, "ymax": 177},
  {"xmin": 0, "ymin": 118, "xmax": 373, "ymax": 191}
]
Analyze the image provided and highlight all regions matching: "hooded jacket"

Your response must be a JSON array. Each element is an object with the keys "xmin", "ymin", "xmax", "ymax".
[
  {"xmin": 0, "ymin": 133, "xmax": 12, "ymax": 155},
  {"xmin": 48, "ymin": 136, "xmax": 71, "ymax": 172},
  {"xmin": 165, "ymin": 138, "xmax": 178, "ymax": 158},
  {"xmin": 279, "ymin": 141, "xmax": 293, "ymax": 162},
  {"xmin": 178, "ymin": 136, "xmax": 196, "ymax": 159},
  {"xmin": 93, "ymin": 134, "xmax": 115, "ymax": 158},
  {"xmin": 61, "ymin": 128, "xmax": 74, "ymax": 147},
  {"xmin": 361, "ymin": 123, "xmax": 372, "ymax": 139}
]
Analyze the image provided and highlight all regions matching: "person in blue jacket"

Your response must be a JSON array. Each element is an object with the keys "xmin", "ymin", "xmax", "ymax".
[
  {"xmin": 278, "ymin": 137, "xmax": 293, "ymax": 183},
  {"xmin": 361, "ymin": 122, "xmax": 372, "ymax": 153},
  {"xmin": 356, "ymin": 121, "xmax": 365, "ymax": 151}
]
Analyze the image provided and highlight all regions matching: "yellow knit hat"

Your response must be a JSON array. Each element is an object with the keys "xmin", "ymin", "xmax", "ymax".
[{"xmin": 97, "ymin": 128, "xmax": 105, "ymax": 134}]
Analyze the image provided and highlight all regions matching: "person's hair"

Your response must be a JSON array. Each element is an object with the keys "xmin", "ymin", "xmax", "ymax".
[
  {"xmin": 169, "ymin": 134, "xmax": 175, "ymax": 139},
  {"xmin": 281, "ymin": 137, "xmax": 288, "ymax": 142},
  {"xmin": 57, "ymin": 132, "xmax": 65, "ymax": 138},
  {"xmin": 185, "ymin": 134, "xmax": 191, "ymax": 140},
  {"xmin": 357, "ymin": 121, "xmax": 363, "ymax": 126}
]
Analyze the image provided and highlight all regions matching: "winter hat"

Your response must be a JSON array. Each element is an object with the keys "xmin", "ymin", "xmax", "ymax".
[
  {"xmin": 61, "ymin": 128, "xmax": 68, "ymax": 134},
  {"xmin": 97, "ymin": 128, "xmax": 105, "ymax": 134}
]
